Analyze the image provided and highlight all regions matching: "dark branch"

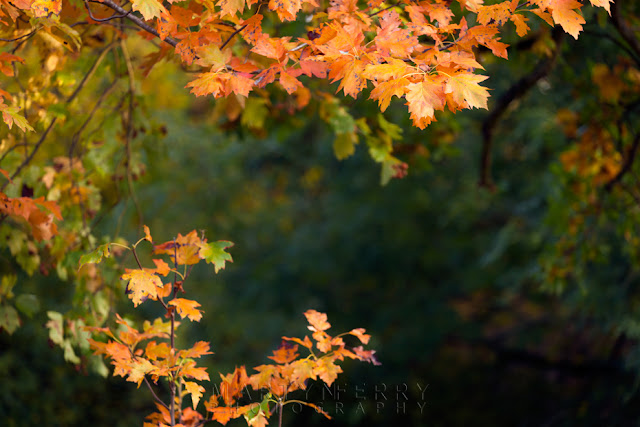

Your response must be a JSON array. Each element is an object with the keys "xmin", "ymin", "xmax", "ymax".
[
  {"xmin": 479, "ymin": 27, "xmax": 565, "ymax": 189},
  {"xmin": 93, "ymin": 0, "xmax": 179, "ymax": 48},
  {"xmin": 612, "ymin": 0, "xmax": 640, "ymax": 69},
  {"xmin": 605, "ymin": 132, "xmax": 640, "ymax": 192}
]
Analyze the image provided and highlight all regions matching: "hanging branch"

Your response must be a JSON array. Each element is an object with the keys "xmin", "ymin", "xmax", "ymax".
[{"xmin": 479, "ymin": 27, "xmax": 565, "ymax": 189}]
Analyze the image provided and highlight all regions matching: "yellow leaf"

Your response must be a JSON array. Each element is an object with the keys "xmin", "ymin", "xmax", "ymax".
[
  {"xmin": 185, "ymin": 381, "xmax": 205, "ymax": 409},
  {"xmin": 121, "ymin": 269, "xmax": 163, "ymax": 306},
  {"xmin": 131, "ymin": 0, "xmax": 167, "ymax": 21},
  {"xmin": 445, "ymin": 73, "xmax": 490, "ymax": 110}
]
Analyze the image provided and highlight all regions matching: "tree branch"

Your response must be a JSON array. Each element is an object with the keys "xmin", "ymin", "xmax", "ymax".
[
  {"xmin": 612, "ymin": 0, "xmax": 640, "ymax": 69},
  {"xmin": 605, "ymin": 132, "xmax": 640, "ymax": 191},
  {"xmin": 93, "ymin": 0, "xmax": 178, "ymax": 48},
  {"xmin": 479, "ymin": 27, "xmax": 565, "ymax": 189}
]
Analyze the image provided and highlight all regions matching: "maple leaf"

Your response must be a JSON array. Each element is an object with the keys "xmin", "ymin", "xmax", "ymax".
[
  {"xmin": 126, "ymin": 358, "xmax": 156, "ymax": 386},
  {"xmin": 313, "ymin": 356, "xmax": 343, "ymax": 386},
  {"xmin": 268, "ymin": 341, "xmax": 299, "ymax": 363},
  {"xmin": 549, "ymin": 0, "xmax": 586, "ymax": 39},
  {"xmin": 185, "ymin": 381, "xmax": 205, "ymax": 409},
  {"xmin": 348, "ymin": 328, "xmax": 371, "ymax": 344},
  {"xmin": 352, "ymin": 346, "xmax": 381, "ymax": 365},
  {"xmin": 220, "ymin": 366, "xmax": 250, "ymax": 405},
  {"xmin": 169, "ymin": 298, "xmax": 203, "ymax": 321},
  {"xmin": 145, "ymin": 341, "xmax": 171, "ymax": 360},
  {"xmin": 131, "ymin": 0, "xmax": 167, "ymax": 21},
  {"xmin": 209, "ymin": 406, "xmax": 246, "ymax": 425},
  {"xmin": 370, "ymin": 78, "xmax": 410, "ymax": 112},
  {"xmin": 181, "ymin": 360, "xmax": 210, "ymax": 381},
  {"xmin": 305, "ymin": 309, "xmax": 331, "ymax": 332},
  {"xmin": 477, "ymin": 1, "xmax": 513, "ymax": 26},
  {"xmin": 269, "ymin": 0, "xmax": 302, "ymax": 21},
  {"xmin": 121, "ymin": 269, "xmax": 163, "ymax": 306},
  {"xmin": 289, "ymin": 358, "xmax": 316, "ymax": 386},
  {"xmin": 589, "ymin": 0, "xmax": 611, "ymax": 14},
  {"xmin": 179, "ymin": 341, "xmax": 213, "ymax": 359},
  {"xmin": 374, "ymin": 11, "xmax": 418, "ymax": 58},
  {"xmin": 186, "ymin": 72, "xmax": 227, "ymax": 97},
  {"xmin": 198, "ymin": 240, "xmax": 234, "ymax": 273},
  {"xmin": 143, "ymin": 225, "xmax": 153, "ymax": 243},
  {"xmin": 445, "ymin": 72, "xmax": 490, "ymax": 110},
  {"xmin": 405, "ymin": 79, "xmax": 446, "ymax": 126},
  {"xmin": 150, "ymin": 258, "xmax": 170, "ymax": 276},
  {"xmin": 1, "ymin": 105, "xmax": 33, "ymax": 132},
  {"xmin": 283, "ymin": 335, "xmax": 313, "ymax": 349},
  {"xmin": 510, "ymin": 13, "xmax": 530, "ymax": 37},
  {"xmin": 219, "ymin": 0, "xmax": 245, "ymax": 17},
  {"xmin": 31, "ymin": 0, "xmax": 61, "ymax": 17},
  {"xmin": 280, "ymin": 71, "xmax": 303, "ymax": 94}
]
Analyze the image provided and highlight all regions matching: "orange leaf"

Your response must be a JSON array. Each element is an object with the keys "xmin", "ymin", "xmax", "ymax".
[
  {"xmin": 179, "ymin": 341, "xmax": 213, "ymax": 359},
  {"xmin": 219, "ymin": 0, "xmax": 245, "ymax": 17},
  {"xmin": 279, "ymin": 71, "xmax": 302, "ymax": 94},
  {"xmin": 348, "ymin": 328, "xmax": 370, "ymax": 344},
  {"xmin": 169, "ymin": 298, "xmax": 203, "ymax": 321},
  {"xmin": 313, "ymin": 356, "xmax": 342, "ymax": 386},
  {"xmin": 405, "ymin": 79, "xmax": 446, "ymax": 127},
  {"xmin": 282, "ymin": 335, "xmax": 313, "ymax": 349},
  {"xmin": 549, "ymin": 0, "xmax": 586, "ymax": 39},
  {"xmin": 268, "ymin": 341, "xmax": 299, "ymax": 363},
  {"xmin": 304, "ymin": 310, "xmax": 331, "ymax": 332}
]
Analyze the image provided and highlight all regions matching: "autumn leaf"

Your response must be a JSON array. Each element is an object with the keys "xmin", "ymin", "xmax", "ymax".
[
  {"xmin": 283, "ymin": 335, "xmax": 313, "ymax": 349},
  {"xmin": 131, "ymin": 0, "xmax": 167, "ymax": 21},
  {"xmin": 31, "ymin": 0, "xmax": 61, "ymax": 17},
  {"xmin": 348, "ymin": 328, "xmax": 371, "ymax": 344},
  {"xmin": 268, "ymin": 341, "xmax": 299, "ymax": 363},
  {"xmin": 219, "ymin": 0, "xmax": 245, "ymax": 17},
  {"xmin": 405, "ymin": 79, "xmax": 446, "ymax": 126},
  {"xmin": 143, "ymin": 225, "xmax": 153, "ymax": 242},
  {"xmin": 549, "ymin": 0, "xmax": 586, "ymax": 39},
  {"xmin": 169, "ymin": 298, "xmax": 203, "ymax": 321},
  {"xmin": 313, "ymin": 356, "xmax": 342, "ymax": 386},
  {"xmin": 185, "ymin": 381, "xmax": 205, "ymax": 409},
  {"xmin": 121, "ymin": 269, "xmax": 163, "ymax": 306},
  {"xmin": 179, "ymin": 341, "xmax": 213, "ymax": 359},
  {"xmin": 445, "ymin": 72, "xmax": 490, "ymax": 110},
  {"xmin": 304, "ymin": 310, "xmax": 331, "ymax": 332},
  {"xmin": 198, "ymin": 240, "xmax": 234, "ymax": 273},
  {"xmin": 2, "ymin": 105, "xmax": 34, "ymax": 132}
]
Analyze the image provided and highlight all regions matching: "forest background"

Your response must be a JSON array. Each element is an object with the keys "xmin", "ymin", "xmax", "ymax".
[{"xmin": 0, "ymin": 0, "xmax": 639, "ymax": 425}]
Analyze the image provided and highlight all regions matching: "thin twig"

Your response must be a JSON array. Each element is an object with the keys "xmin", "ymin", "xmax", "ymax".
[
  {"xmin": 119, "ymin": 39, "xmax": 144, "ymax": 227},
  {"xmin": 84, "ymin": 0, "xmax": 132, "ymax": 23},
  {"xmin": 1, "ymin": 43, "xmax": 114, "ymax": 191},
  {"xmin": 95, "ymin": 0, "xmax": 179, "ymax": 47},
  {"xmin": 220, "ymin": 25, "xmax": 247, "ymax": 50}
]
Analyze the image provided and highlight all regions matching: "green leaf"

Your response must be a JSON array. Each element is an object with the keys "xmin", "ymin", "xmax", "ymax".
[
  {"xmin": 198, "ymin": 240, "xmax": 234, "ymax": 273},
  {"xmin": 46, "ymin": 311, "xmax": 64, "ymax": 345},
  {"xmin": 15, "ymin": 294, "xmax": 39, "ymax": 318},
  {"xmin": 2, "ymin": 106, "xmax": 34, "ymax": 133},
  {"xmin": 333, "ymin": 131, "xmax": 358, "ymax": 160},
  {"xmin": 78, "ymin": 244, "xmax": 111, "ymax": 270},
  {"xmin": 0, "ymin": 304, "xmax": 20, "ymax": 334},
  {"xmin": 241, "ymin": 97, "xmax": 269, "ymax": 130},
  {"xmin": 0, "ymin": 274, "xmax": 17, "ymax": 300}
]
